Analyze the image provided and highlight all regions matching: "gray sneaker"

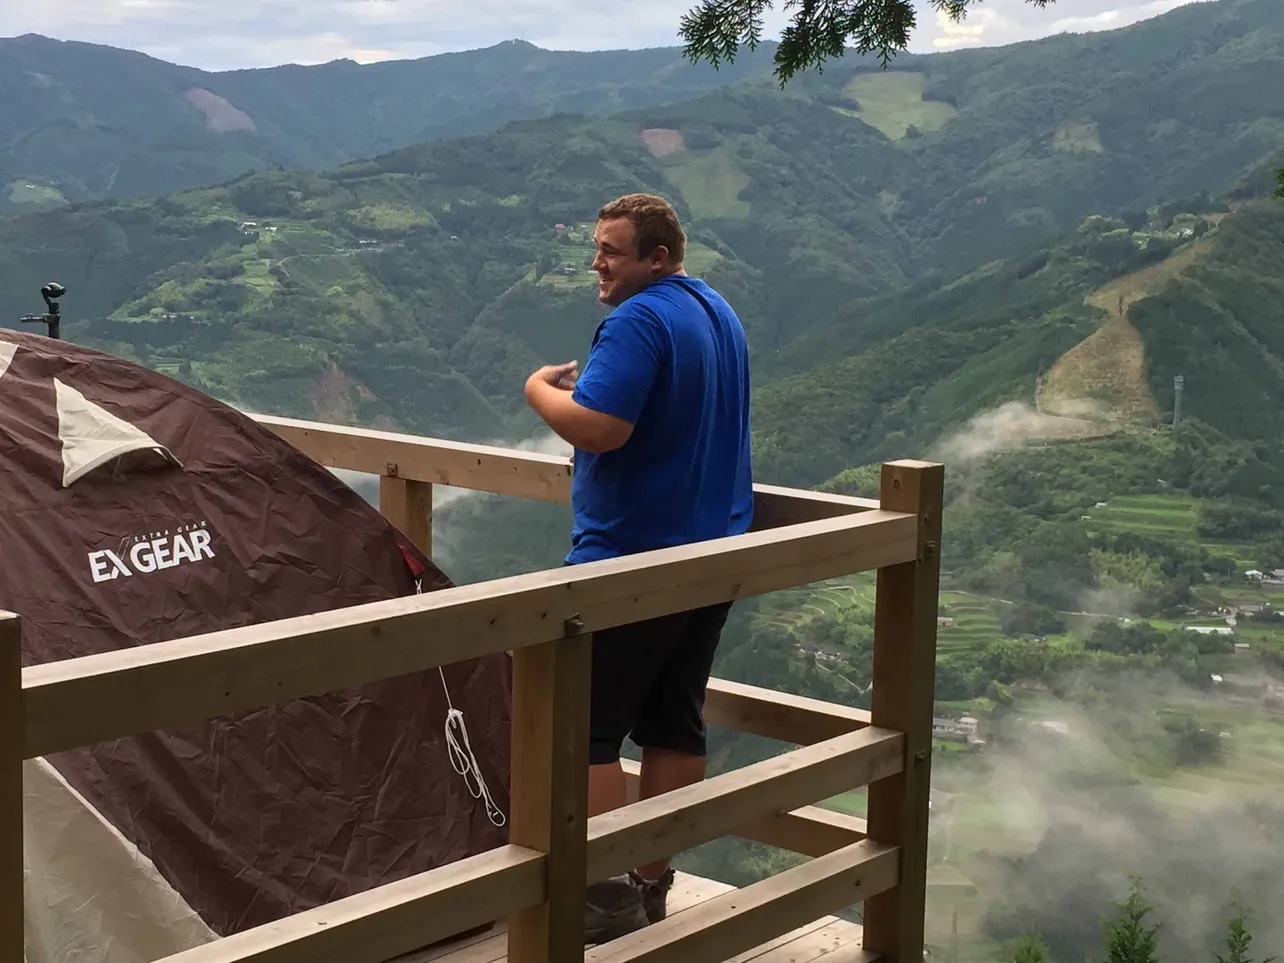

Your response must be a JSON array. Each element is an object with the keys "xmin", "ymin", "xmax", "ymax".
[
  {"xmin": 584, "ymin": 875, "xmax": 650, "ymax": 945},
  {"xmin": 629, "ymin": 868, "xmax": 675, "ymax": 923}
]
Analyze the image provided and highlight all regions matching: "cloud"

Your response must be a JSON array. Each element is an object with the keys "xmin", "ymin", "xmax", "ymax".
[
  {"xmin": 1048, "ymin": 0, "xmax": 1215, "ymax": 36},
  {"xmin": 931, "ymin": 8, "xmax": 1003, "ymax": 50},
  {"xmin": 1, "ymin": 0, "xmax": 1209, "ymax": 71}
]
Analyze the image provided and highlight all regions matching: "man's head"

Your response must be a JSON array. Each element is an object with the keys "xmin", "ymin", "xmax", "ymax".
[{"xmin": 592, "ymin": 193, "xmax": 686, "ymax": 306}]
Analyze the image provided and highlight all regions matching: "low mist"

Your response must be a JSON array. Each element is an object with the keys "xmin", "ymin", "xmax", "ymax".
[
  {"xmin": 934, "ymin": 665, "xmax": 1284, "ymax": 960},
  {"xmin": 328, "ymin": 429, "xmax": 573, "ymax": 580},
  {"xmin": 930, "ymin": 400, "xmax": 1108, "ymax": 467}
]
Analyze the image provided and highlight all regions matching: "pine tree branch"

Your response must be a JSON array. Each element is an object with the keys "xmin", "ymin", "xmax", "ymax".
[{"xmin": 679, "ymin": 0, "xmax": 1056, "ymax": 84}]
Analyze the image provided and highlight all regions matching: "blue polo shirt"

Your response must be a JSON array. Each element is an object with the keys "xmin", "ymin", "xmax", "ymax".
[{"xmin": 566, "ymin": 274, "xmax": 754, "ymax": 564}]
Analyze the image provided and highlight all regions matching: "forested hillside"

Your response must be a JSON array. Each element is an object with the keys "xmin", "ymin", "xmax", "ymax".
[
  {"xmin": 0, "ymin": 34, "xmax": 777, "ymax": 214},
  {"xmin": 753, "ymin": 196, "xmax": 1284, "ymax": 486},
  {"xmin": 2, "ymin": 0, "xmax": 1283, "ymax": 448},
  {"xmin": 10, "ymin": 0, "xmax": 1277, "ymax": 219}
]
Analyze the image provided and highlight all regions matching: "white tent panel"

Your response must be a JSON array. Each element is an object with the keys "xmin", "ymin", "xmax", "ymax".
[{"xmin": 53, "ymin": 379, "xmax": 181, "ymax": 487}]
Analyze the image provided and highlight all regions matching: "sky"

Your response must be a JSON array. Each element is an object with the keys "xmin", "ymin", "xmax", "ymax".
[{"xmin": 1, "ymin": 0, "xmax": 1212, "ymax": 72}]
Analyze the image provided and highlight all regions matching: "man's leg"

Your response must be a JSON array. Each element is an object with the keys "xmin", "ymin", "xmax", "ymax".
[
  {"xmin": 627, "ymin": 601, "xmax": 733, "ymax": 917},
  {"xmin": 588, "ymin": 759, "xmax": 629, "ymax": 817},
  {"xmin": 634, "ymin": 747, "xmax": 706, "ymax": 877},
  {"xmin": 582, "ymin": 610, "xmax": 694, "ymax": 943}
]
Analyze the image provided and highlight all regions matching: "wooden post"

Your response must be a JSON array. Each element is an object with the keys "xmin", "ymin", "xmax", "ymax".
[
  {"xmin": 862, "ymin": 460, "xmax": 944, "ymax": 963},
  {"xmin": 379, "ymin": 471, "xmax": 433, "ymax": 556},
  {"xmin": 2, "ymin": 612, "xmax": 23, "ymax": 963},
  {"xmin": 506, "ymin": 628, "xmax": 592, "ymax": 963}
]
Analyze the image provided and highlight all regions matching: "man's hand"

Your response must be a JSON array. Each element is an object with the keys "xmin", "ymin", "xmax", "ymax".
[
  {"xmin": 524, "ymin": 360, "xmax": 633, "ymax": 454},
  {"xmin": 527, "ymin": 361, "xmax": 578, "ymax": 393}
]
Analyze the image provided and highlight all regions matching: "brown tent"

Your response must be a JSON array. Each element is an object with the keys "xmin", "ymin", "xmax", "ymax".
[{"xmin": 0, "ymin": 330, "xmax": 512, "ymax": 962}]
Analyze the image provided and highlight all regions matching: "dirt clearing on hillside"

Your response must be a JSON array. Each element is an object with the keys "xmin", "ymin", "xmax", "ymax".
[
  {"xmin": 1042, "ymin": 234, "xmax": 1217, "ymax": 424},
  {"xmin": 185, "ymin": 88, "xmax": 256, "ymax": 132},
  {"xmin": 640, "ymin": 128, "xmax": 686, "ymax": 157}
]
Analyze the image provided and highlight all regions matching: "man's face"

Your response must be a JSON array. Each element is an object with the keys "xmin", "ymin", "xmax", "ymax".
[{"xmin": 591, "ymin": 217, "xmax": 667, "ymax": 307}]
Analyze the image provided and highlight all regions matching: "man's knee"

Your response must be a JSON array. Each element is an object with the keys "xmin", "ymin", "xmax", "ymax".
[
  {"xmin": 588, "ymin": 729, "xmax": 628, "ymax": 766},
  {"xmin": 630, "ymin": 718, "xmax": 707, "ymax": 758}
]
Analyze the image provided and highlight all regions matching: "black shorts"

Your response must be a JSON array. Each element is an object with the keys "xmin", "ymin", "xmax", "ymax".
[{"xmin": 587, "ymin": 601, "xmax": 733, "ymax": 766}]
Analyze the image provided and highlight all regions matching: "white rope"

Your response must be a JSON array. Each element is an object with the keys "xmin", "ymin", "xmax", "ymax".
[
  {"xmin": 416, "ymin": 579, "xmax": 507, "ymax": 828},
  {"xmin": 439, "ymin": 665, "xmax": 507, "ymax": 827}
]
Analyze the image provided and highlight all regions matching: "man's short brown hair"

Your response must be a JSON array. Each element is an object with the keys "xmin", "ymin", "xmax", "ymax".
[{"xmin": 598, "ymin": 193, "xmax": 686, "ymax": 264}]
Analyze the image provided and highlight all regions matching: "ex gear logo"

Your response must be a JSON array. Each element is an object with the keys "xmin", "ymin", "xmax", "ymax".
[{"xmin": 89, "ymin": 522, "xmax": 216, "ymax": 583}]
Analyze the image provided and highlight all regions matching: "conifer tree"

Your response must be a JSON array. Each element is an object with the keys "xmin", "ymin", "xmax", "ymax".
[
  {"xmin": 1101, "ymin": 877, "xmax": 1161, "ymax": 963},
  {"xmin": 1215, "ymin": 890, "xmax": 1277, "ymax": 963}
]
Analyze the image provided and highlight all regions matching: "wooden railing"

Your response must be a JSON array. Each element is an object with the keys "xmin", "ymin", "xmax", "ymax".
[{"xmin": 1, "ymin": 412, "xmax": 943, "ymax": 963}]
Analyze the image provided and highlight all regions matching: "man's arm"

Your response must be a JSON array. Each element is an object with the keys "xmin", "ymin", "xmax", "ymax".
[
  {"xmin": 525, "ymin": 309, "xmax": 664, "ymax": 454},
  {"xmin": 524, "ymin": 362, "xmax": 634, "ymax": 454}
]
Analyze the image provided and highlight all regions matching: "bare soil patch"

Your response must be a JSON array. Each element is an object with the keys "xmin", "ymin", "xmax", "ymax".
[
  {"xmin": 184, "ymin": 87, "xmax": 256, "ymax": 133},
  {"xmin": 640, "ymin": 128, "xmax": 686, "ymax": 158}
]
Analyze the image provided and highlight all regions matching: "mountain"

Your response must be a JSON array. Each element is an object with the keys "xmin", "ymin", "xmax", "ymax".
[
  {"xmin": 751, "ymin": 197, "xmax": 1284, "ymax": 486},
  {"xmin": 0, "ymin": 34, "xmax": 777, "ymax": 214},
  {"xmin": 2, "ymin": 0, "xmax": 1283, "ymax": 455}
]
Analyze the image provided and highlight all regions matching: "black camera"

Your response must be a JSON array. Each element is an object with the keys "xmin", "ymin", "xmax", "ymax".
[
  {"xmin": 41, "ymin": 282, "xmax": 66, "ymax": 309},
  {"xmin": 20, "ymin": 281, "xmax": 65, "ymax": 340}
]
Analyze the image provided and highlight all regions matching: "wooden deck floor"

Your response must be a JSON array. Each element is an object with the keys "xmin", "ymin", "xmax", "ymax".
[{"xmin": 401, "ymin": 870, "xmax": 870, "ymax": 963}]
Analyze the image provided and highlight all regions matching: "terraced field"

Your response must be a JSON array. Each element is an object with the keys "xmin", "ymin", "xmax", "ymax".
[
  {"xmin": 755, "ymin": 580, "xmax": 1005, "ymax": 659},
  {"xmin": 1082, "ymin": 492, "xmax": 1198, "ymax": 536},
  {"xmin": 937, "ymin": 593, "xmax": 1002, "ymax": 656},
  {"xmin": 752, "ymin": 574, "xmax": 877, "ymax": 638},
  {"xmin": 1082, "ymin": 492, "xmax": 1258, "ymax": 565}
]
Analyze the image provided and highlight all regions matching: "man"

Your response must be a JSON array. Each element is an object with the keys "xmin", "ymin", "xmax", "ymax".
[{"xmin": 523, "ymin": 192, "xmax": 754, "ymax": 944}]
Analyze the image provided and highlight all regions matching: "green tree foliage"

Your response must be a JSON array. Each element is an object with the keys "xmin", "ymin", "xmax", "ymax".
[
  {"xmin": 998, "ymin": 601, "xmax": 1066, "ymax": 639},
  {"xmin": 1101, "ymin": 878, "xmax": 1161, "ymax": 963},
  {"xmin": 1010, "ymin": 933, "xmax": 1051, "ymax": 963},
  {"xmin": 1164, "ymin": 716, "xmax": 1223, "ymax": 766},
  {"xmin": 1215, "ymin": 890, "xmax": 1277, "ymax": 963},
  {"xmin": 1275, "ymin": 169, "xmax": 1284, "ymax": 199},
  {"xmin": 679, "ymin": 0, "xmax": 1055, "ymax": 82}
]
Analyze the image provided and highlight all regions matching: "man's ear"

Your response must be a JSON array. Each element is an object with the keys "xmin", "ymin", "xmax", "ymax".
[{"xmin": 649, "ymin": 244, "xmax": 670, "ymax": 275}]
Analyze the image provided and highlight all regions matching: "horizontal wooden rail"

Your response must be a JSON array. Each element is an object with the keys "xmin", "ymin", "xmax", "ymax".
[
  {"xmin": 586, "ymin": 727, "xmax": 901, "ymax": 884},
  {"xmin": 21, "ymin": 508, "xmax": 915, "ymax": 759},
  {"xmin": 250, "ymin": 413, "xmax": 876, "ymax": 528},
  {"xmin": 704, "ymin": 678, "xmax": 871, "ymax": 744},
  {"xmin": 619, "ymin": 761, "xmax": 869, "ymax": 856},
  {"xmin": 155, "ymin": 845, "xmax": 545, "ymax": 963},
  {"xmin": 585, "ymin": 839, "xmax": 897, "ymax": 963},
  {"xmin": 254, "ymin": 414, "xmax": 574, "ymax": 503},
  {"xmin": 751, "ymin": 483, "xmax": 879, "ymax": 528},
  {"xmin": 737, "ymin": 805, "xmax": 869, "ymax": 857}
]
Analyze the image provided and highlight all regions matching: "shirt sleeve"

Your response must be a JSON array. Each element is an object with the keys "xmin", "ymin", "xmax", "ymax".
[{"xmin": 572, "ymin": 305, "xmax": 666, "ymax": 426}]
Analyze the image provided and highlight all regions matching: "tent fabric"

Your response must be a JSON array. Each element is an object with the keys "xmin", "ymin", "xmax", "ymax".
[
  {"xmin": 23, "ymin": 756, "xmax": 217, "ymax": 963},
  {"xmin": 0, "ymin": 330, "xmax": 513, "ymax": 957},
  {"xmin": 54, "ymin": 378, "xmax": 183, "ymax": 487},
  {"xmin": 0, "ymin": 339, "xmax": 16, "ymax": 380}
]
